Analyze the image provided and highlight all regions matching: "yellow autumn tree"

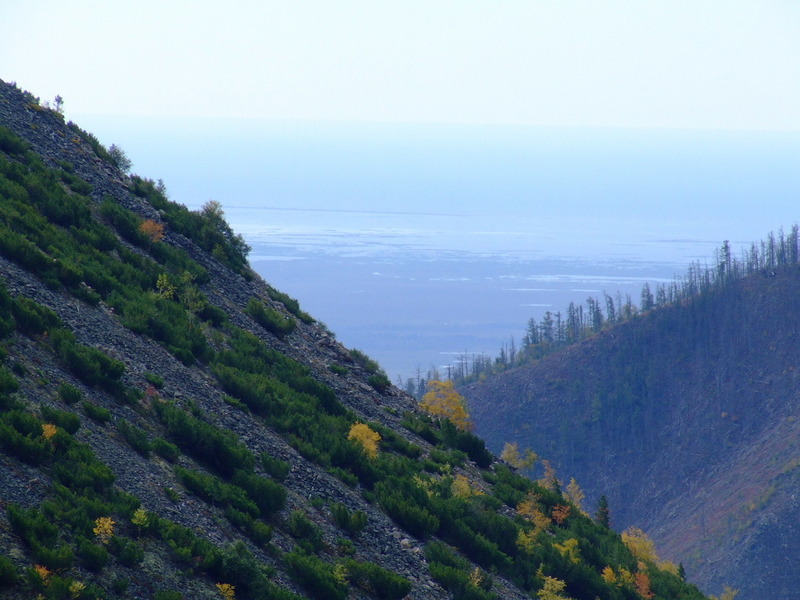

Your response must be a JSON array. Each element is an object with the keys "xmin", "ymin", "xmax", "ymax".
[
  {"xmin": 469, "ymin": 567, "xmax": 487, "ymax": 589},
  {"xmin": 602, "ymin": 565, "xmax": 640, "ymax": 589},
  {"xmin": 601, "ymin": 566, "xmax": 617, "ymax": 585},
  {"xmin": 156, "ymin": 273, "xmax": 176, "ymax": 300},
  {"xmin": 621, "ymin": 527, "xmax": 659, "ymax": 564},
  {"xmin": 216, "ymin": 582, "xmax": 236, "ymax": 600},
  {"xmin": 34, "ymin": 564, "xmax": 51, "ymax": 584},
  {"xmin": 139, "ymin": 219, "xmax": 165, "ymax": 244},
  {"xmin": 131, "ymin": 507, "xmax": 149, "ymax": 532},
  {"xmin": 70, "ymin": 581, "xmax": 87, "ymax": 598},
  {"xmin": 658, "ymin": 560, "xmax": 680, "ymax": 576},
  {"xmin": 516, "ymin": 491, "xmax": 550, "ymax": 554},
  {"xmin": 710, "ymin": 585, "xmax": 739, "ymax": 600},
  {"xmin": 538, "ymin": 459, "xmax": 561, "ymax": 493},
  {"xmin": 517, "ymin": 491, "xmax": 551, "ymax": 533},
  {"xmin": 554, "ymin": 538, "xmax": 581, "ymax": 564},
  {"xmin": 419, "ymin": 380, "xmax": 472, "ymax": 431},
  {"xmin": 347, "ymin": 422, "xmax": 381, "ymax": 458},
  {"xmin": 565, "ymin": 478, "xmax": 586, "ymax": 513},
  {"xmin": 538, "ymin": 574, "xmax": 573, "ymax": 600},
  {"xmin": 500, "ymin": 441, "xmax": 538, "ymax": 471},
  {"xmin": 451, "ymin": 474, "xmax": 479, "ymax": 499},
  {"xmin": 93, "ymin": 516, "xmax": 115, "ymax": 544},
  {"xmin": 516, "ymin": 529, "xmax": 538, "ymax": 554},
  {"xmin": 618, "ymin": 567, "xmax": 635, "ymax": 587},
  {"xmin": 41, "ymin": 423, "xmax": 58, "ymax": 440}
]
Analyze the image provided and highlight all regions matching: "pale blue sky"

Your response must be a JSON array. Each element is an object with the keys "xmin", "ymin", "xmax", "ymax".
[
  {"xmin": 3, "ymin": 1, "xmax": 800, "ymax": 380},
  {"xmin": 3, "ymin": 1, "xmax": 799, "ymax": 131}
]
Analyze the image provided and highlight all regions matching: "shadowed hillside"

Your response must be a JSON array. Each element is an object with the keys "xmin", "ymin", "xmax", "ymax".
[{"xmin": 464, "ymin": 254, "xmax": 800, "ymax": 600}]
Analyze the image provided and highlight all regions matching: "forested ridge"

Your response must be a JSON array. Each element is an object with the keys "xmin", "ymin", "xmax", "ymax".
[
  {"xmin": 444, "ymin": 230, "xmax": 800, "ymax": 388},
  {"xmin": 0, "ymin": 78, "xmax": 714, "ymax": 600},
  {"xmin": 463, "ymin": 228, "xmax": 800, "ymax": 600}
]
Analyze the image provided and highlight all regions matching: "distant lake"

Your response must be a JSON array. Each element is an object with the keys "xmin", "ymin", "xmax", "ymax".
[{"xmin": 79, "ymin": 115, "xmax": 800, "ymax": 380}]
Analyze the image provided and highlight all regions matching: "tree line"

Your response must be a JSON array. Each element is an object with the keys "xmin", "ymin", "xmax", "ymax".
[{"xmin": 399, "ymin": 225, "xmax": 800, "ymax": 394}]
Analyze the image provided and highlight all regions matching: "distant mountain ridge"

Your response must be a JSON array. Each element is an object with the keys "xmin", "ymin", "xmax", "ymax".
[
  {"xmin": 463, "ymin": 249, "xmax": 800, "ymax": 600},
  {"xmin": 0, "ymin": 78, "xmax": 710, "ymax": 600}
]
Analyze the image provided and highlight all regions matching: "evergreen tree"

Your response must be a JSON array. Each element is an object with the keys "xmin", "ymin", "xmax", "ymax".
[{"xmin": 596, "ymin": 495, "xmax": 611, "ymax": 528}]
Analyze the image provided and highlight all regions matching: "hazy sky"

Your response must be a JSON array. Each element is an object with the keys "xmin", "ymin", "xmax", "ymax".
[{"xmin": 3, "ymin": 1, "xmax": 799, "ymax": 131}]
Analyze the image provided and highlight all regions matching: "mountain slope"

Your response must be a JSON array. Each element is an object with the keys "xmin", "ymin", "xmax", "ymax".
[
  {"xmin": 463, "ymin": 258, "xmax": 800, "ymax": 599},
  {"xmin": 0, "ymin": 79, "xmax": 709, "ymax": 600}
]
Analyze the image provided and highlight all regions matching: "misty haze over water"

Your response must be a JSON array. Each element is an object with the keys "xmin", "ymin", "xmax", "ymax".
[{"xmin": 82, "ymin": 116, "xmax": 800, "ymax": 380}]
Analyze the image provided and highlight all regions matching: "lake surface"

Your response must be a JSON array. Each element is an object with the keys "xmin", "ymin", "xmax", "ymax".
[{"xmin": 79, "ymin": 116, "xmax": 800, "ymax": 380}]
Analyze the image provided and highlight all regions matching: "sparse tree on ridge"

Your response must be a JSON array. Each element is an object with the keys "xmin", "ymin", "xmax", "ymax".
[
  {"xmin": 199, "ymin": 200, "xmax": 251, "ymax": 263},
  {"xmin": 108, "ymin": 143, "xmax": 132, "ymax": 173}
]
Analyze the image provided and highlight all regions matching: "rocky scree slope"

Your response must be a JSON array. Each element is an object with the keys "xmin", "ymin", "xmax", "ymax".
[{"xmin": 0, "ymin": 79, "xmax": 708, "ymax": 600}]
